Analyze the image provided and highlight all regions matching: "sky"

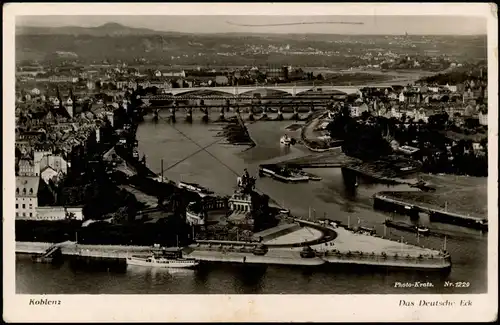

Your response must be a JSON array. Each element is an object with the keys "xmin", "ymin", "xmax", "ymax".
[{"xmin": 16, "ymin": 15, "xmax": 487, "ymax": 35}]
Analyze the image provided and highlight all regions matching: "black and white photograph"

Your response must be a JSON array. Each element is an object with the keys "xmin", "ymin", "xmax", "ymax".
[{"xmin": 3, "ymin": 3, "xmax": 497, "ymax": 322}]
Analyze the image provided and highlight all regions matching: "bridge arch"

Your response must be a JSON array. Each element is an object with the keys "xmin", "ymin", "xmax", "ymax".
[
  {"xmin": 239, "ymin": 88, "xmax": 293, "ymax": 97},
  {"xmin": 172, "ymin": 89, "xmax": 236, "ymax": 97}
]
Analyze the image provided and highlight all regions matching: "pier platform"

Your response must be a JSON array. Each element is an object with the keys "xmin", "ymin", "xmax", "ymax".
[{"xmin": 185, "ymin": 248, "xmax": 325, "ymax": 266}]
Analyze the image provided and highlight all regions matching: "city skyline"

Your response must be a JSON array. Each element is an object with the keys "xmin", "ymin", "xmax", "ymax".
[{"xmin": 16, "ymin": 15, "xmax": 487, "ymax": 35}]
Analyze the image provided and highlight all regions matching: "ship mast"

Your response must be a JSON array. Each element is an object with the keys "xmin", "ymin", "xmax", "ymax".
[{"xmin": 161, "ymin": 159, "xmax": 164, "ymax": 183}]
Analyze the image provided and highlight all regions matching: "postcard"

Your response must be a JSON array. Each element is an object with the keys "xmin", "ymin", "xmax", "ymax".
[{"xmin": 3, "ymin": 2, "xmax": 498, "ymax": 322}]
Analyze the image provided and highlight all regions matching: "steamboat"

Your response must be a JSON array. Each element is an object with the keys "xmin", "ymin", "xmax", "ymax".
[{"xmin": 126, "ymin": 248, "xmax": 199, "ymax": 269}]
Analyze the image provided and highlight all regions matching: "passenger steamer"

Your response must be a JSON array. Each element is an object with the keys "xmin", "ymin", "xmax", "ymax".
[{"xmin": 126, "ymin": 248, "xmax": 199, "ymax": 269}]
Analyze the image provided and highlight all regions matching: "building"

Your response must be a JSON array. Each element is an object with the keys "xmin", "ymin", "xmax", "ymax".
[
  {"xmin": 16, "ymin": 176, "xmax": 40, "ymax": 219},
  {"xmin": 350, "ymin": 103, "xmax": 369, "ymax": 117},
  {"xmin": 162, "ymin": 70, "xmax": 186, "ymax": 78},
  {"xmin": 34, "ymin": 206, "xmax": 84, "ymax": 221},
  {"xmin": 215, "ymin": 75, "xmax": 229, "ymax": 86},
  {"xmin": 86, "ymin": 81, "xmax": 96, "ymax": 90},
  {"xmin": 479, "ymin": 111, "xmax": 488, "ymax": 126},
  {"xmin": 18, "ymin": 159, "xmax": 36, "ymax": 176},
  {"xmin": 265, "ymin": 66, "xmax": 288, "ymax": 80},
  {"xmin": 64, "ymin": 96, "xmax": 74, "ymax": 118},
  {"xmin": 49, "ymin": 76, "xmax": 79, "ymax": 83},
  {"xmin": 39, "ymin": 154, "xmax": 68, "ymax": 175}
]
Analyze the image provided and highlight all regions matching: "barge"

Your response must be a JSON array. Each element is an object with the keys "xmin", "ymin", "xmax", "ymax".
[
  {"xmin": 178, "ymin": 181, "xmax": 215, "ymax": 197},
  {"xmin": 259, "ymin": 165, "xmax": 310, "ymax": 183},
  {"xmin": 384, "ymin": 219, "xmax": 430, "ymax": 235}
]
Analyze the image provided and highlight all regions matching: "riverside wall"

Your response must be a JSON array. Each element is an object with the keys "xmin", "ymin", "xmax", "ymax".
[{"xmin": 373, "ymin": 193, "xmax": 486, "ymax": 229}]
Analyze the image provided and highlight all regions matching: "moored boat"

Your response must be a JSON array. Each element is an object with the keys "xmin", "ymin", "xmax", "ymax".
[
  {"xmin": 384, "ymin": 219, "xmax": 430, "ymax": 235},
  {"xmin": 280, "ymin": 135, "xmax": 292, "ymax": 145},
  {"xmin": 126, "ymin": 255, "xmax": 199, "ymax": 269},
  {"xmin": 128, "ymin": 247, "xmax": 199, "ymax": 268},
  {"xmin": 178, "ymin": 181, "xmax": 214, "ymax": 197},
  {"xmin": 258, "ymin": 165, "xmax": 309, "ymax": 183}
]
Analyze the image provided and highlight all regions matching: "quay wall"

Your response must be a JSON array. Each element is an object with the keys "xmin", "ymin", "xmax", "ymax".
[
  {"xmin": 185, "ymin": 249, "xmax": 325, "ymax": 266},
  {"xmin": 373, "ymin": 193, "xmax": 485, "ymax": 226},
  {"xmin": 16, "ymin": 241, "xmax": 154, "ymax": 258},
  {"xmin": 319, "ymin": 250, "xmax": 451, "ymax": 270},
  {"xmin": 17, "ymin": 240, "xmax": 451, "ymax": 270},
  {"xmin": 300, "ymin": 111, "xmax": 341, "ymax": 153}
]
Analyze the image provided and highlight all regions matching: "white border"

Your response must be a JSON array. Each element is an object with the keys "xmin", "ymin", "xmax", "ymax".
[{"xmin": 3, "ymin": 3, "xmax": 498, "ymax": 322}]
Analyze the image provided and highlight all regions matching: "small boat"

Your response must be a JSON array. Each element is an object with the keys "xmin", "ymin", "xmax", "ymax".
[
  {"xmin": 359, "ymin": 226, "xmax": 376, "ymax": 235},
  {"xmin": 280, "ymin": 135, "xmax": 292, "ymax": 145},
  {"xmin": 178, "ymin": 181, "xmax": 214, "ymax": 197}
]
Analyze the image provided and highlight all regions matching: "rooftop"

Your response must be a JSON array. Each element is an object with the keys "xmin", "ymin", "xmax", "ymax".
[{"xmin": 16, "ymin": 176, "xmax": 40, "ymax": 197}]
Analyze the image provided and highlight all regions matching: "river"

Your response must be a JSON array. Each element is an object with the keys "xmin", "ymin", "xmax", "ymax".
[{"xmin": 16, "ymin": 114, "xmax": 488, "ymax": 294}]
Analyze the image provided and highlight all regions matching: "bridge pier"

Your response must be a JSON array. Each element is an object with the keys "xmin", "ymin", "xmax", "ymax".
[
  {"xmin": 186, "ymin": 107, "xmax": 193, "ymax": 123},
  {"xmin": 260, "ymin": 106, "xmax": 269, "ymax": 121},
  {"xmin": 169, "ymin": 108, "xmax": 176, "ymax": 123},
  {"xmin": 307, "ymin": 105, "xmax": 314, "ymax": 119},
  {"xmin": 291, "ymin": 106, "xmax": 299, "ymax": 121},
  {"xmin": 202, "ymin": 107, "xmax": 209, "ymax": 123},
  {"xmin": 276, "ymin": 107, "xmax": 284, "ymax": 121},
  {"xmin": 247, "ymin": 106, "xmax": 254, "ymax": 121},
  {"xmin": 219, "ymin": 107, "xmax": 226, "ymax": 121}
]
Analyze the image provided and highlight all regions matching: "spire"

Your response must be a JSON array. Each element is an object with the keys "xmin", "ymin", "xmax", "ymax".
[{"xmin": 56, "ymin": 86, "xmax": 61, "ymax": 103}]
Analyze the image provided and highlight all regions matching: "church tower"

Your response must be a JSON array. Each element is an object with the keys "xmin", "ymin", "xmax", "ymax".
[{"xmin": 65, "ymin": 89, "xmax": 74, "ymax": 118}]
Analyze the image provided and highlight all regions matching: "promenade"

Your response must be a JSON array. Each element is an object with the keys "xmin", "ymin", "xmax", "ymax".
[{"xmin": 16, "ymin": 217, "xmax": 450, "ymax": 270}]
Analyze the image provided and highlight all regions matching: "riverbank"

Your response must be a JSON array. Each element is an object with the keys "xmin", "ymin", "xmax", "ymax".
[{"xmin": 299, "ymin": 111, "xmax": 343, "ymax": 152}]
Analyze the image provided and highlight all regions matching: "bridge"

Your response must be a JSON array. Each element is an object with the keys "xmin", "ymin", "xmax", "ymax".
[{"xmin": 144, "ymin": 84, "xmax": 363, "ymax": 98}]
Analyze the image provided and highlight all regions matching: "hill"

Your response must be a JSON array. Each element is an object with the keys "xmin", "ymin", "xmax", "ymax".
[
  {"xmin": 16, "ymin": 22, "xmax": 177, "ymax": 37},
  {"xmin": 15, "ymin": 24, "xmax": 487, "ymax": 67}
]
